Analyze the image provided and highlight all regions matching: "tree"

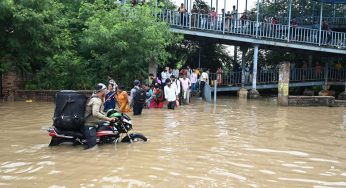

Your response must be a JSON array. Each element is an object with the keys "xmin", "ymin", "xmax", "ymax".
[
  {"xmin": 79, "ymin": 1, "xmax": 180, "ymax": 88},
  {"xmin": 0, "ymin": 0, "xmax": 181, "ymax": 90}
]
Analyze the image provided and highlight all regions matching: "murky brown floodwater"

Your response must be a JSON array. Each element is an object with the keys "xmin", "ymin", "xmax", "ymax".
[{"xmin": 0, "ymin": 98, "xmax": 346, "ymax": 187}]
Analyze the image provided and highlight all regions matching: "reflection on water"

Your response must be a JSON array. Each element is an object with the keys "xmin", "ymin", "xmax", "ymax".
[{"xmin": 0, "ymin": 98, "xmax": 346, "ymax": 187}]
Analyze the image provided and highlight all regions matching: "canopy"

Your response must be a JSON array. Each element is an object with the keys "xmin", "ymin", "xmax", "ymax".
[{"xmin": 313, "ymin": 0, "xmax": 346, "ymax": 4}]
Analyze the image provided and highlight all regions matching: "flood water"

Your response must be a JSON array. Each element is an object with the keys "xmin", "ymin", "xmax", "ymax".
[{"xmin": 0, "ymin": 98, "xmax": 346, "ymax": 187}]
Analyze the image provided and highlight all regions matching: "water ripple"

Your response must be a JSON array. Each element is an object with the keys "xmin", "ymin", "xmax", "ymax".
[
  {"xmin": 246, "ymin": 148, "xmax": 310, "ymax": 157},
  {"xmin": 278, "ymin": 177, "xmax": 346, "ymax": 186}
]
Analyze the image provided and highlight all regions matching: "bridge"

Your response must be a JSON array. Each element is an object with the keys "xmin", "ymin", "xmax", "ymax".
[
  {"xmin": 155, "ymin": 0, "xmax": 346, "ymax": 100},
  {"xmin": 159, "ymin": 10, "xmax": 346, "ymax": 54},
  {"xmin": 200, "ymin": 66, "xmax": 346, "ymax": 102},
  {"xmin": 209, "ymin": 67, "xmax": 346, "ymax": 91}
]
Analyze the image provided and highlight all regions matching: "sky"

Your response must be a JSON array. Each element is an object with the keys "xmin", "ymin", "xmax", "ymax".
[{"xmin": 173, "ymin": 0, "xmax": 258, "ymax": 13}]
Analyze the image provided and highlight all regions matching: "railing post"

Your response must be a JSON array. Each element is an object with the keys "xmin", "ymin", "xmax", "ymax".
[
  {"xmin": 255, "ymin": 0, "xmax": 259, "ymax": 38},
  {"xmin": 287, "ymin": 0, "xmax": 292, "ymax": 42},
  {"xmin": 318, "ymin": 3, "xmax": 323, "ymax": 46},
  {"xmin": 223, "ymin": 0, "xmax": 226, "ymax": 34},
  {"xmin": 189, "ymin": 13, "xmax": 192, "ymax": 29}
]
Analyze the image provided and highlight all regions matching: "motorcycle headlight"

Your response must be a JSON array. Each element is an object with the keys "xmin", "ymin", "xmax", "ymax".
[{"xmin": 122, "ymin": 119, "xmax": 132, "ymax": 125}]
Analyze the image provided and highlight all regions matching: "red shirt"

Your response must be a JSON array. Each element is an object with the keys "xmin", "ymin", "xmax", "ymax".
[
  {"xmin": 272, "ymin": 19, "xmax": 278, "ymax": 25},
  {"xmin": 211, "ymin": 11, "xmax": 217, "ymax": 21}
]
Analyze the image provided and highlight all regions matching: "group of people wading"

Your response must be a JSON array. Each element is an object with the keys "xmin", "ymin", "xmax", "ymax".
[{"xmin": 102, "ymin": 66, "xmax": 210, "ymax": 115}]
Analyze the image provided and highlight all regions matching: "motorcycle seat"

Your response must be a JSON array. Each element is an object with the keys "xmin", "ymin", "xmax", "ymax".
[
  {"xmin": 54, "ymin": 127, "xmax": 84, "ymax": 138},
  {"xmin": 97, "ymin": 125, "xmax": 113, "ymax": 131}
]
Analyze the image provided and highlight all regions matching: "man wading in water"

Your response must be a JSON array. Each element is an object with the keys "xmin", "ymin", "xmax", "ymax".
[
  {"xmin": 84, "ymin": 83, "xmax": 116, "ymax": 150},
  {"xmin": 164, "ymin": 78, "xmax": 178, "ymax": 110}
]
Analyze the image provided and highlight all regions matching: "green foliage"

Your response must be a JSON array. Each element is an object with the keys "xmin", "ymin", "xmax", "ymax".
[
  {"xmin": 79, "ymin": 1, "xmax": 180, "ymax": 87},
  {"xmin": 258, "ymin": 0, "xmax": 344, "ymax": 20},
  {"xmin": 194, "ymin": 0, "xmax": 209, "ymax": 9},
  {"xmin": 166, "ymin": 39, "xmax": 233, "ymax": 72},
  {"xmin": 0, "ymin": 0, "xmax": 180, "ymax": 89}
]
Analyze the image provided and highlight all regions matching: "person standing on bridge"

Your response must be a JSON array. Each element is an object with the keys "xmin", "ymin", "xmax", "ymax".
[
  {"xmin": 200, "ymin": 7, "xmax": 208, "ymax": 30},
  {"xmin": 178, "ymin": 3, "xmax": 187, "ymax": 27},
  {"xmin": 210, "ymin": 7, "xmax": 217, "ymax": 30},
  {"xmin": 191, "ymin": 5, "xmax": 198, "ymax": 29},
  {"xmin": 290, "ymin": 18, "xmax": 299, "ymax": 40},
  {"xmin": 271, "ymin": 17, "xmax": 278, "ymax": 37},
  {"xmin": 225, "ymin": 11, "xmax": 231, "ymax": 32},
  {"xmin": 322, "ymin": 20, "xmax": 332, "ymax": 45},
  {"xmin": 231, "ymin": 6, "xmax": 237, "ymax": 30},
  {"xmin": 221, "ymin": 9, "xmax": 225, "ymax": 31},
  {"xmin": 240, "ymin": 12, "xmax": 248, "ymax": 28}
]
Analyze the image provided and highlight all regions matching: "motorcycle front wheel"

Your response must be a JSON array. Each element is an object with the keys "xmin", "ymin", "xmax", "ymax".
[{"xmin": 121, "ymin": 133, "xmax": 147, "ymax": 143}]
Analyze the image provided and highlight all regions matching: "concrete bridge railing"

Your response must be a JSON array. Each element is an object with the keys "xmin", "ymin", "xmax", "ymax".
[
  {"xmin": 276, "ymin": 16, "xmax": 346, "ymax": 26},
  {"xmin": 209, "ymin": 67, "xmax": 346, "ymax": 87},
  {"xmin": 159, "ymin": 10, "xmax": 346, "ymax": 49}
]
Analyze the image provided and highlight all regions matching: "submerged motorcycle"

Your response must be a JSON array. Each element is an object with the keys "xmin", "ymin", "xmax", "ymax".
[{"xmin": 47, "ymin": 109, "xmax": 147, "ymax": 147}]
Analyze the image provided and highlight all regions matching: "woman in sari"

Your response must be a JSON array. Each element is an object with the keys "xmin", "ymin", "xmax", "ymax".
[
  {"xmin": 147, "ymin": 84, "xmax": 155, "ymax": 109},
  {"xmin": 154, "ymin": 83, "xmax": 165, "ymax": 108},
  {"xmin": 104, "ymin": 84, "xmax": 116, "ymax": 112},
  {"xmin": 116, "ymin": 85, "xmax": 132, "ymax": 113}
]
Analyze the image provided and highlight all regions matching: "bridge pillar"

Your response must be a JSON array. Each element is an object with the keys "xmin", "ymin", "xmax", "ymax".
[
  {"xmin": 238, "ymin": 46, "xmax": 248, "ymax": 98},
  {"xmin": 249, "ymin": 45, "xmax": 260, "ymax": 99},
  {"xmin": 278, "ymin": 62, "xmax": 290, "ymax": 106},
  {"xmin": 319, "ymin": 62, "xmax": 333, "ymax": 96}
]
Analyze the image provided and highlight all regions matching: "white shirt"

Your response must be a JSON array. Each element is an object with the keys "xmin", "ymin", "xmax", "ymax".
[
  {"xmin": 231, "ymin": 10, "xmax": 237, "ymax": 16},
  {"xmin": 187, "ymin": 69, "xmax": 192, "ymax": 78},
  {"xmin": 161, "ymin": 71, "xmax": 167, "ymax": 83},
  {"xmin": 180, "ymin": 78, "xmax": 191, "ymax": 91},
  {"xmin": 200, "ymin": 72, "xmax": 209, "ymax": 82},
  {"xmin": 172, "ymin": 79, "xmax": 181, "ymax": 95},
  {"xmin": 166, "ymin": 72, "xmax": 172, "ymax": 79},
  {"xmin": 173, "ymin": 69, "xmax": 179, "ymax": 78},
  {"xmin": 190, "ymin": 73, "xmax": 197, "ymax": 83},
  {"xmin": 164, "ymin": 85, "xmax": 177, "ymax": 102}
]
